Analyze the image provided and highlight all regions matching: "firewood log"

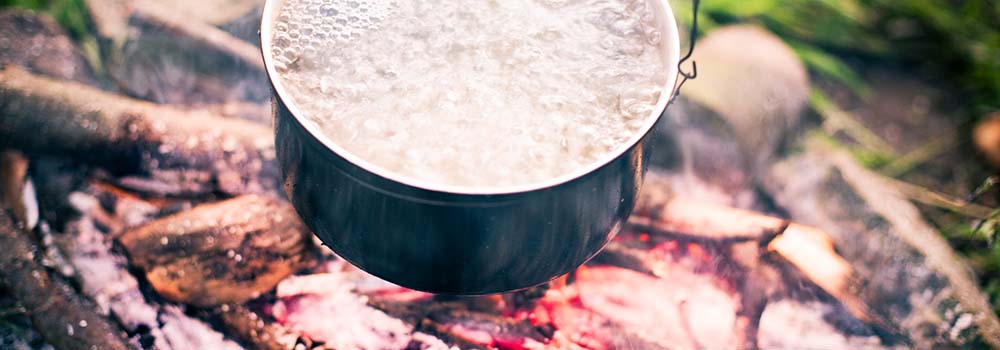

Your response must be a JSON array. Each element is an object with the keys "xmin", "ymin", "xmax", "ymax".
[
  {"xmin": 0, "ymin": 209, "xmax": 131, "ymax": 350},
  {"xmin": 0, "ymin": 67, "xmax": 278, "ymax": 196},
  {"xmin": 118, "ymin": 195, "xmax": 314, "ymax": 307}
]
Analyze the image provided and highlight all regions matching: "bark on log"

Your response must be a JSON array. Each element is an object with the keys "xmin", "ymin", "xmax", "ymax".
[
  {"xmin": 118, "ymin": 195, "xmax": 313, "ymax": 307},
  {"xmin": 0, "ymin": 67, "xmax": 278, "ymax": 196},
  {"xmin": 0, "ymin": 209, "xmax": 131, "ymax": 350}
]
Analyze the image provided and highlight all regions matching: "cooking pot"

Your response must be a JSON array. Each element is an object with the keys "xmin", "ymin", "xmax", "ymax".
[{"xmin": 261, "ymin": 0, "xmax": 684, "ymax": 294}]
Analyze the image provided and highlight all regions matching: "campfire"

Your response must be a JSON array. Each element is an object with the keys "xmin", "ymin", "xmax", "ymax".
[{"xmin": 1, "ymin": 2, "xmax": 999, "ymax": 350}]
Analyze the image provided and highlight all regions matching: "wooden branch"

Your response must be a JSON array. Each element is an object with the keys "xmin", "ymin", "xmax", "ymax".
[
  {"xmin": 0, "ymin": 209, "xmax": 130, "ymax": 350},
  {"xmin": 0, "ymin": 67, "xmax": 278, "ymax": 196},
  {"xmin": 118, "ymin": 195, "xmax": 314, "ymax": 307}
]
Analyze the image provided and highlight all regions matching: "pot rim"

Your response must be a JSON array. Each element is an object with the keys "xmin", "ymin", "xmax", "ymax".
[{"xmin": 260, "ymin": 0, "xmax": 681, "ymax": 196}]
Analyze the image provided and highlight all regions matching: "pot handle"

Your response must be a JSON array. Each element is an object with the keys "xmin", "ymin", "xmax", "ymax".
[{"xmin": 669, "ymin": 0, "xmax": 700, "ymax": 105}]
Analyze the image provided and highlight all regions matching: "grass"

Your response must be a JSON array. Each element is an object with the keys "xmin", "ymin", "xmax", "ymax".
[{"xmin": 681, "ymin": 0, "xmax": 999, "ymax": 113}]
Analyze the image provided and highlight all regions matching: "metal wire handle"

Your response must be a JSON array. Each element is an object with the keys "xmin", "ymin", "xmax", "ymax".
[{"xmin": 669, "ymin": 0, "xmax": 699, "ymax": 104}]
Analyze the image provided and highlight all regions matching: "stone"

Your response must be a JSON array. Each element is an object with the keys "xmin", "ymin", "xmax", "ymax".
[{"xmin": 681, "ymin": 25, "xmax": 809, "ymax": 164}]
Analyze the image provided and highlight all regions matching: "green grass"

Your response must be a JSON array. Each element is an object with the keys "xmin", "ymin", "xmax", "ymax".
[{"xmin": 678, "ymin": 0, "xmax": 999, "ymax": 114}]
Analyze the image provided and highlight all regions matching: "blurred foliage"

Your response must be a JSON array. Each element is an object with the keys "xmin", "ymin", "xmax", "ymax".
[
  {"xmin": 0, "ymin": 0, "xmax": 102, "ymax": 73},
  {"xmin": 675, "ymin": 0, "xmax": 999, "ymax": 115}
]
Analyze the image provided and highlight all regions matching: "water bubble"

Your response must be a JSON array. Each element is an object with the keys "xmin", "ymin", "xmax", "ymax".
[{"xmin": 320, "ymin": 4, "xmax": 339, "ymax": 16}]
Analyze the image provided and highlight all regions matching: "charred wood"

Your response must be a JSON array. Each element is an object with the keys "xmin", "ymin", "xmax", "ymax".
[
  {"xmin": 0, "ymin": 67, "xmax": 279, "ymax": 196},
  {"xmin": 0, "ymin": 209, "xmax": 131, "ymax": 350},
  {"xmin": 118, "ymin": 195, "xmax": 314, "ymax": 307}
]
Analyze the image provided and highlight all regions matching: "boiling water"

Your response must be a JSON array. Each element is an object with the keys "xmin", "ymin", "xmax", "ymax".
[{"xmin": 271, "ymin": 0, "xmax": 669, "ymax": 188}]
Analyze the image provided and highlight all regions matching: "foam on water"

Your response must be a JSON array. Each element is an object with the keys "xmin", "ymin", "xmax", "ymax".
[{"xmin": 272, "ymin": 0, "xmax": 669, "ymax": 188}]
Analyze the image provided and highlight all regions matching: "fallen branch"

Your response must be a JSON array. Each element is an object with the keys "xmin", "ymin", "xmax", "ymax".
[
  {"xmin": 0, "ymin": 209, "xmax": 130, "ymax": 350},
  {"xmin": 0, "ymin": 67, "xmax": 278, "ymax": 196}
]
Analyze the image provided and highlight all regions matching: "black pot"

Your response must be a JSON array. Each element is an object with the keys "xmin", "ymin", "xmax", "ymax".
[{"xmin": 261, "ymin": 0, "xmax": 682, "ymax": 294}]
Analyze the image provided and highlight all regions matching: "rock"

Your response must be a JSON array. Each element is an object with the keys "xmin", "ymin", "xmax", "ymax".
[
  {"xmin": 762, "ymin": 137, "xmax": 1000, "ymax": 348},
  {"xmin": 681, "ymin": 25, "xmax": 809, "ymax": 164},
  {"xmin": 0, "ymin": 9, "xmax": 97, "ymax": 83},
  {"xmin": 118, "ymin": 195, "xmax": 314, "ymax": 307},
  {"xmin": 974, "ymin": 111, "xmax": 1000, "ymax": 169}
]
